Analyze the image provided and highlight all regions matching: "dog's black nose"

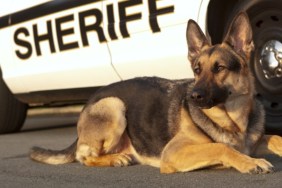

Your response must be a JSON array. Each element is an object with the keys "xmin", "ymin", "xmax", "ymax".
[{"xmin": 190, "ymin": 89, "xmax": 205, "ymax": 101}]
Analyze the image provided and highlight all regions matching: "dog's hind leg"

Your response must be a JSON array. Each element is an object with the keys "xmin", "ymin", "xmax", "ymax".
[
  {"xmin": 83, "ymin": 149, "xmax": 133, "ymax": 167},
  {"xmin": 75, "ymin": 97, "xmax": 134, "ymax": 167},
  {"xmin": 254, "ymin": 135, "xmax": 282, "ymax": 157},
  {"xmin": 77, "ymin": 139, "xmax": 133, "ymax": 167}
]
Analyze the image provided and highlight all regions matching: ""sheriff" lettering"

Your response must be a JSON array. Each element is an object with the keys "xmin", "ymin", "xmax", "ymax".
[{"xmin": 14, "ymin": 0, "xmax": 174, "ymax": 60}]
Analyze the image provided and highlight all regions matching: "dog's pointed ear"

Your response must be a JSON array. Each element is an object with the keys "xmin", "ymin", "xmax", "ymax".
[
  {"xmin": 224, "ymin": 12, "xmax": 254, "ymax": 58},
  {"xmin": 186, "ymin": 20, "xmax": 210, "ymax": 62}
]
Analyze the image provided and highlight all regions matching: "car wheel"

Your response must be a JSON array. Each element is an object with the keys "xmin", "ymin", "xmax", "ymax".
[
  {"xmin": 0, "ymin": 70, "xmax": 27, "ymax": 134},
  {"xmin": 228, "ymin": 0, "xmax": 282, "ymax": 132}
]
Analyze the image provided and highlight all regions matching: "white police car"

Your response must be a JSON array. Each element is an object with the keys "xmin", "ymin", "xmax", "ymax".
[{"xmin": 0, "ymin": 0, "xmax": 281, "ymax": 133}]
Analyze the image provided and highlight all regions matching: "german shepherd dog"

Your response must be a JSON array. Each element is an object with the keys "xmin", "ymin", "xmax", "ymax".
[{"xmin": 30, "ymin": 12, "xmax": 282, "ymax": 174}]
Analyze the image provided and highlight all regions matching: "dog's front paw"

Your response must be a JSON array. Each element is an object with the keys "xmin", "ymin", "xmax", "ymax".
[{"xmin": 239, "ymin": 158, "xmax": 274, "ymax": 174}]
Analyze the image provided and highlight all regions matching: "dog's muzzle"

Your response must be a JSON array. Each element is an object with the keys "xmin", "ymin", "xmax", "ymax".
[
  {"xmin": 190, "ymin": 85, "xmax": 229, "ymax": 109},
  {"xmin": 190, "ymin": 89, "xmax": 214, "ymax": 109}
]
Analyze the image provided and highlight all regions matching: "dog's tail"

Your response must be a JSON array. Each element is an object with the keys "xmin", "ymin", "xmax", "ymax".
[{"xmin": 29, "ymin": 139, "xmax": 77, "ymax": 165}]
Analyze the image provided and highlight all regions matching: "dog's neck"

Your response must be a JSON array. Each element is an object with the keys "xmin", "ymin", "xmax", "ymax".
[
  {"xmin": 224, "ymin": 94, "xmax": 253, "ymax": 132},
  {"xmin": 202, "ymin": 71, "xmax": 255, "ymax": 133},
  {"xmin": 202, "ymin": 94, "xmax": 253, "ymax": 133}
]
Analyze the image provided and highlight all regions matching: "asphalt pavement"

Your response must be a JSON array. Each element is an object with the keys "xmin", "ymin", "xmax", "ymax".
[{"xmin": 1, "ymin": 109, "xmax": 282, "ymax": 188}]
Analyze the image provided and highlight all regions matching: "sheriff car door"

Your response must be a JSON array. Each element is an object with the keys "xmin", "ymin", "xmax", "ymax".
[
  {"xmin": 0, "ymin": 0, "xmax": 121, "ymax": 95},
  {"xmin": 104, "ymin": 0, "xmax": 207, "ymax": 80}
]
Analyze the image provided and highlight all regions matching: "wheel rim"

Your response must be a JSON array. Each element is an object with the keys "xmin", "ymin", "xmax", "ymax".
[
  {"xmin": 249, "ymin": 6, "xmax": 282, "ymax": 123},
  {"xmin": 259, "ymin": 40, "xmax": 282, "ymax": 80}
]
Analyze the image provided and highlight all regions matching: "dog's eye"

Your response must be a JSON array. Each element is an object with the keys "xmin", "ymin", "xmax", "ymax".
[
  {"xmin": 213, "ymin": 64, "xmax": 225, "ymax": 73},
  {"xmin": 194, "ymin": 66, "xmax": 201, "ymax": 75},
  {"xmin": 217, "ymin": 65, "xmax": 225, "ymax": 72}
]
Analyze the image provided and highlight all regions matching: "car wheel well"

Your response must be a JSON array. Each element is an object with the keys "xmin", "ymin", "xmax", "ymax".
[{"xmin": 207, "ymin": 0, "xmax": 239, "ymax": 45}]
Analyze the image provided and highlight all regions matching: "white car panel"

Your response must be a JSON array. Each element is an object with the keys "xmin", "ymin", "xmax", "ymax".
[
  {"xmin": 2, "ymin": 1, "xmax": 121, "ymax": 93},
  {"xmin": 109, "ymin": 25, "xmax": 193, "ymax": 79},
  {"xmin": 0, "ymin": 0, "xmax": 206, "ymax": 94},
  {"xmin": 107, "ymin": 0, "xmax": 201, "ymax": 79}
]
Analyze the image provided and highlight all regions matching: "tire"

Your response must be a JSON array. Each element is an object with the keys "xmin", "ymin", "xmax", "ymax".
[
  {"xmin": 0, "ymin": 70, "xmax": 27, "ymax": 134},
  {"xmin": 227, "ymin": 0, "xmax": 282, "ymax": 132}
]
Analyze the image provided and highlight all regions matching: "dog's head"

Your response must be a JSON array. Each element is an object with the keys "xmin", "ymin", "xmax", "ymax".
[{"xmin": 186, "ymin": 12, "xmax": 255, "ymax": 108}]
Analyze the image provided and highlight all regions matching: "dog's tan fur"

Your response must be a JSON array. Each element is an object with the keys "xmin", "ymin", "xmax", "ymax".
[{"xmin": 30, "ymin": 12, "xmax": 282, "ymax": 174}]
